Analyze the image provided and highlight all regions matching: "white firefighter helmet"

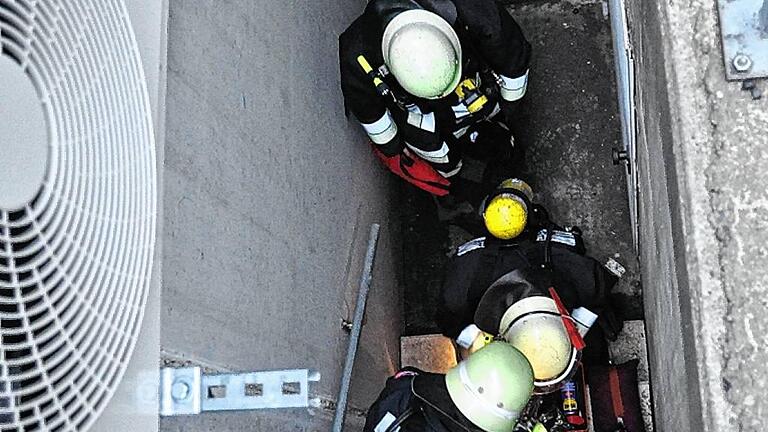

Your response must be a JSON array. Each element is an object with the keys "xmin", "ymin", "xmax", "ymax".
[
  {"xmin": 381, "ymin": 9, "xmax": 462, "ymax": 99},
  {"xmin": 498, "ymin": 296, "xmax": 579, "ymax": 394}
]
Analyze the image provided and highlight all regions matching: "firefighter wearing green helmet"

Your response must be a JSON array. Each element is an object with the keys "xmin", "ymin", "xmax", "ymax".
[
  {"xmin": 440, "ymin": 266, "xmax": 623, "ymax": 394},
  {"xmin": 339, "ymin": 0, "xmax": 532, "ymax": 198},
  {"xmin": 363, "ymin": 341, "xmax": 535, "ymax": 432}
]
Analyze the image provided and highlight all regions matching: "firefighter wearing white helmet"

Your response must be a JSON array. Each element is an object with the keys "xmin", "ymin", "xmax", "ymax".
[
  {"xmin": 339, "ymin": 0, "xmax": 532, "ymax": 197},
  {"xmin": 363, "ymin": 341, "xmax": 535, "ymax": 432},
  {"xmin": 437, "ymin": 223, "xmax": 625, "ymax": 385},
  {"xmin": 470, "ymin": 270, "xmax": 602, "ymax": 394},
  {"xmin": 496, "ymin": 295, "xmax": 580, "ymax": 394}
]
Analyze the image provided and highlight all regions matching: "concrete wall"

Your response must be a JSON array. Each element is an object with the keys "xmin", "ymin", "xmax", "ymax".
[
  {"xmin": 628, "ymin": 0, "xmax": 704, "ymax": 429},
  {"xmin": 159, "ymin": 1, "xmax": 402, "ymax": 430},
  {"xmin": 629, "ymin": 0, "xmax": 768, "ymax": 430}
]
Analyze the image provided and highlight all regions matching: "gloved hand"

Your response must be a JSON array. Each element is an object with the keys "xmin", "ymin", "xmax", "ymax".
[{"xmin": 373, "ymin": 146, "xmax": 451, "ymax": 196}]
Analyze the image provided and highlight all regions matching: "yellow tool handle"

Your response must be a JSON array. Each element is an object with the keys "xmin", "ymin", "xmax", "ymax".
[
  {"xmin": 356, "ymin": 55, "xmax": 373, "ymax": 73},
  {"xmin": 357, "ymin": 55, "xmax": 385, "ymax": 87}
]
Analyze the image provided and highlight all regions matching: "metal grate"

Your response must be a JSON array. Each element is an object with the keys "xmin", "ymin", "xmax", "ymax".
[{"xmin": 0, "ymin": 0, "xmax": 157, "ymax": 431}]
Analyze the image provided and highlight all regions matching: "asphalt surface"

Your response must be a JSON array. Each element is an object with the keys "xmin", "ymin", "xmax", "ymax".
[{"xmin": 403, "ymin": 0, "xmax": 642, "ymax": 335}]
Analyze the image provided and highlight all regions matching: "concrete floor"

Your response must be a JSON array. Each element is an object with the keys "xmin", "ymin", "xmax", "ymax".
[
  {"xmin": 512, "ymin": 0, "xmax": 642, "ymax": 318},
  {"xmin": 403, "ymin": 0, "xmax": 642, "ymax": 335}
]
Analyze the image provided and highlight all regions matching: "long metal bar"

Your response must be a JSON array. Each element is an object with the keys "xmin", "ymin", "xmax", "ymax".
[
  {"xmin": 609, "ymin": 0, "xmax": 639, "ymax": 251},
  {"xmin": 332, "ymin": 223, "xmax": 381, "ymax": 432}
]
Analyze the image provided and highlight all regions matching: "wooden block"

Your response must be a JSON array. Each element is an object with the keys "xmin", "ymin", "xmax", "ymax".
[{"xmin": 400, "ymin": 334, "xmax": 458, "ymax": 374}]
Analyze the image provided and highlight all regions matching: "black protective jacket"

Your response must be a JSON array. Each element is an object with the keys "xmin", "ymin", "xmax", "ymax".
[
  {"xmin": 339, "ymin": 0, "xmax": 531, "ymax": 175},
  {"xmin": 363, "ymin": 369, "xmax": 482, "ymax": 432},
  {"xmin": 437, "ymin": 232, "xmax": 620, "ymax": 340}
]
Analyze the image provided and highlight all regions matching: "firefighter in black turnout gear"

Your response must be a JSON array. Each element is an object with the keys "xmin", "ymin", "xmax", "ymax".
[
  {"xmin": 339, "ymin": 0, "xmax": 532, "ymax": 196},
  {"xmin": 363, "ymin": 342, "xmax": 535, "ymax": 432},
  {"xmin": 436, "ymin": 180, "xmax": 624, "ymax": 392},
  {"xmin": 437, "ymin": 232, "xmax": 620, "ymax": 345}
]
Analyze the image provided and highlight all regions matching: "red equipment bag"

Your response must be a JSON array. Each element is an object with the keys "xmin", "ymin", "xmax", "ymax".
[
  {"xmin": 373, "ymin": 146, "xmax": 451, "ymax": 196},
  {"xmin": 586, "ymin": 360, "xmax": 645, "ymax": 432}
]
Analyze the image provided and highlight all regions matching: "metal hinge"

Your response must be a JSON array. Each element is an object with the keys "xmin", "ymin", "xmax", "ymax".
[{"xmin": 160, "ymin": 367, "xmax": 321, "ymax": 416}]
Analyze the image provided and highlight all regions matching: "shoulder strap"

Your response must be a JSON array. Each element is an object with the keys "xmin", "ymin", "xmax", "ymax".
[
  {"xmin": 384, "ymin": 406, "xmax": 418, "ymax": 432},
  {"xmin": 413, "ymin": 0, "xmax": 458, "ymax": 25},
  {"xmin": 467, "ymin": 241, "xmax": 503, "ymax": 303}
]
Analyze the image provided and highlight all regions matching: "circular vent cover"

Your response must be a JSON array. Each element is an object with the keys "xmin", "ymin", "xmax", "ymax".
[{"xmin": 0, "ymin": 1, "xmax": 157, "ymax": 431}]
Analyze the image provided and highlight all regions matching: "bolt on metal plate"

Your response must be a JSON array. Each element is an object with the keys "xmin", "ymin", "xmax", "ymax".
[
  {"xmin": 161, "ymin": 367, "xmax": 202, "ymax": 416},
  {"xmin": 717, "ymin": 0, "xmax": 768, "ymax": 80},
  {"xmin": 160, "ymin": 367, "xmax": 321, "ymax": 416}
]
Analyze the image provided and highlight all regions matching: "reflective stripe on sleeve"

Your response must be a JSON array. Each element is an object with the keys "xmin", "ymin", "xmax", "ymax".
[
  {"xmin": 437, "ymin": 159, "xmax": 463, "ymax": 178},
  {"xmin": 499, "ymin": 70, "xmax": 529, "ymax": 102},
  {"xmin": 405, "ymin": 141, "xmax": 450, "ymax": 164},
  {"xmin": 406, "ymin": 108, "xmax": 437, "ymax": 133},
  {"xmin": 453, "ymin": 125, "xmax": 470, "ymax": 139},
  {"xmin": 535, "ymin": 229, "xmax": 577, "ymax": 247},
  {"xmin": 457, "ymin": 237, "xmax": 486, "ymax": 256},
  {"xmin": 361, "ymin": 110, "xmax": 398, "ymax": 145},
  {"xmin": 452, "ymin": 103, "xmax": 470, "ymax": 120}
]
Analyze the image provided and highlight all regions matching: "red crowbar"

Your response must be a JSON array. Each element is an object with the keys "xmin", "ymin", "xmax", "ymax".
[{"xmin": 548, "ymin": 287, "xmax": 586, "ymax": 351}]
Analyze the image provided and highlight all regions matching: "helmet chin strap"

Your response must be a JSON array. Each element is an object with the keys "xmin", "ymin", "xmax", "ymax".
[
  {"xmin": 411, "ymin": 380, "xmax": 481, "ymax": 432},
  {"xmin": 420, "ymin": 398, "xmax": 480, "ymax": 432}
]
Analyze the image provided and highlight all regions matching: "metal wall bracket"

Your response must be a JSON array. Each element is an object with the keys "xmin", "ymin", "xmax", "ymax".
[
  {"xmin": 160, "ymin": 367, "xmax": 321, "ymax": 416},
  {"xmin": 717, "ymin": 0, "xmax": 768, "ymax": 80}
]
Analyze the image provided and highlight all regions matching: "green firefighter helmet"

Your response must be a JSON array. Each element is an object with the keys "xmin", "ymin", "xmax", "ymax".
[
  {"xmin": 381, "ymin": 9, "xmax": 462, "ymax": 99},
  {"xmin": 445, "ymin": 341, "xmax": 534, "ymax": 432}
]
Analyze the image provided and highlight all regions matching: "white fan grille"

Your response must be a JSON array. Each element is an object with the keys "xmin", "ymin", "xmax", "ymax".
[{"xmin": 0, "ymin": 0, "xmax": 157, "ymax": 431}]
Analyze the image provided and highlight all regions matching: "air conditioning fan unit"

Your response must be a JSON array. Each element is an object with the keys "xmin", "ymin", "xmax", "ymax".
[{"xmin": 0, "ymin": 0, "xmax": 163, "ymax": 431}]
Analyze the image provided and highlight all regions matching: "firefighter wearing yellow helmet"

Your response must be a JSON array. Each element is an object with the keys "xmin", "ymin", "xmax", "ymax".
[{"xmin": 482, "ymin": 178, "xmax": 535, "ymax": 240}]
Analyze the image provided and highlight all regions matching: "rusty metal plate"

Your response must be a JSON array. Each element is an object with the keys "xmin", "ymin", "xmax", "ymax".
[{"xmin": 717, "ymin": 0, "xmax": 768, "ymax": 80}]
